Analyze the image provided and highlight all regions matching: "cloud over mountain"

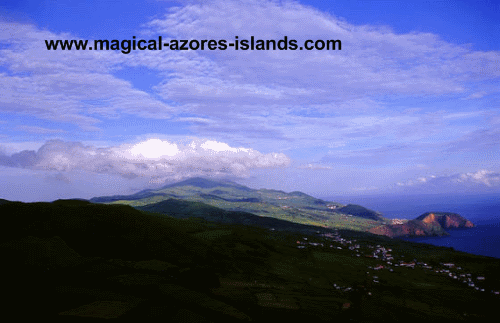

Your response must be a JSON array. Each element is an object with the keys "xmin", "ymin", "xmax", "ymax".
[{"xmin": 0, "ymin": 139, "xmax": 290, "ymax": 181}]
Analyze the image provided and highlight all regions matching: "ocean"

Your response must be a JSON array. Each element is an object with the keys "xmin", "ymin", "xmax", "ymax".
[{"xmin": 322, "ymin": 193, "xmax": 500, "ymax": 259}]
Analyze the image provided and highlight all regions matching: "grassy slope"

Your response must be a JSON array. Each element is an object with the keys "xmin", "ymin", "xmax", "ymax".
[
  {"xmin": 1, "ymin": 199, "xmax": 499, "ymax": 322},
  {"xmin": 136, "ymin": 199, "xmax": 339, "ymax": 235},
  {"xmin": 92, "ymin": 177, "xmax": 385, "ymax": 232}
]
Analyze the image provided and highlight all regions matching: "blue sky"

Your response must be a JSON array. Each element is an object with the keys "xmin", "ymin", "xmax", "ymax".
[{"xmin": 0, "ymin": 0, "xmax": 499, "ymax": 201}]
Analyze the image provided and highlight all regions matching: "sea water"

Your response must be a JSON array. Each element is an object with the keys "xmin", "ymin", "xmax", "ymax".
[
  {"xmin": 324, "ymin": 194, "xmax": 500, "ymax": 259},
  {"xmin": 406, "ymin": 222, "xmax": 500, "ymax": 259}
]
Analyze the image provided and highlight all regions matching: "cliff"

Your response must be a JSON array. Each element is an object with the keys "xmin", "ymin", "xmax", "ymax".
[
  {"xmin": 368, "ymin": 212, "xmax": 474, "ymax": 238},
  {"xmin": 416, "ymin": 212, "xmax": 475, "ymax": 229}
]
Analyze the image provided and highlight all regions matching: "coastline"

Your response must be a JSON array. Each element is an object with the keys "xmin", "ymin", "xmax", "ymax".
[{"xmin": 402, "ymin": 223, "xmax": 500, "ymax": 259}]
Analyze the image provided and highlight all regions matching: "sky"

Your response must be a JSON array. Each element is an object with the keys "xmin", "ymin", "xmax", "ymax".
[{"xmin": 0, "ymin": 0, "xmax": 499, "ymax": 202}]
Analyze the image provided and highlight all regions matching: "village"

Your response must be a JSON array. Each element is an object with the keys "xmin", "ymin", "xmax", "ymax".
[{"xmin": 293, "ymin": 230, "xmax": 500, "ymax": 297}]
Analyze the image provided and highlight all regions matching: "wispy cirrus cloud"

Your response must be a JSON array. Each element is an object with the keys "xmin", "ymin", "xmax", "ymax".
[
  {"xmin": 16, "ymin": 125, "xmax": 65, "ymax": 134},
  {"xmin": 141, "ymin": 0, "xmax": 500, "ymax": 111},
  {"xmin": 2, "ymin": 0, "xmax": 499, "ymax": 138},
  {"xmin": 463, "ymin": 91, "xmax": 488, "ymax": 100},
  {"xmin": 0, "ymin": 22, "xmax": 176, "ymax": 130},
  {"xmin": 296, "ymin": 163, "xmax": 331, "ymax": 170},
  {"xmin": 1, "ymin": 0, "xmax": 499, "ymax": 197},
  {"xmin": 394, "ymin": 170, "xmax": 500, "ymax": 193}
]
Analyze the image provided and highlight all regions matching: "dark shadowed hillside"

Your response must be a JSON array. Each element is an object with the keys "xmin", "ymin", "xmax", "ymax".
[
  {"xmin": 137, "ymin": 198, "xmax": 338, "ymax": 235},
  {"xmin": 0, "ymin": 199, "xmax": 499, "ymax": 321}
]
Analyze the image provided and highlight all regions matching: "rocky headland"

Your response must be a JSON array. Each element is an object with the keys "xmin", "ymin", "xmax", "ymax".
[{"xmin": 368, "ymin": 212, "xmax": 474, "ymax": 238}]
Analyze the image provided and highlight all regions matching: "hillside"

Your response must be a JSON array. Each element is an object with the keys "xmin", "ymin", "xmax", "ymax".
[
  {"xmin": 0, "ymin": 199, "xmax": 499, "ymax": 321},
  {"xmin": 91, "ymin": 177, "xmax": 386, "ymax": 232},
  {"xmin": 336, "ymin": 204, "xmax": 384, "ymax": 221},
  {"xmin": 137, "ymin": 198, "xmax": 339, "ymax": 235},
  {"xmin": 0, "ymin": 198, "xmax": 12, "ymax": 205}
]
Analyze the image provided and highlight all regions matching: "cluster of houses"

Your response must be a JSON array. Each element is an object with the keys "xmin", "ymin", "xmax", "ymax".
[
  {"xmin": 293, "ymin": 230, "xmax": 500, "ymax": 297},
  {"xmin": 429, "ymin": 262, "xmax": 497, "ymax": 293}
]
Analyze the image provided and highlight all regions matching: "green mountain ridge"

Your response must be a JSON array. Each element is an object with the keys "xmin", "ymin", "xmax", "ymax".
[
  {"xmin": 90, "ymin": 177, "xmax": 475, "ymax": 237},
  {"xmin": 136, "ymin": 198, "xmax": 341, "ymax": 235},
  {"xmin": 161, "ymin": 177, "xmax": 254, "ymax": 191},
  {"xmin": 91, "ymin": 177, "xmax": 385, "ymax": 232}
]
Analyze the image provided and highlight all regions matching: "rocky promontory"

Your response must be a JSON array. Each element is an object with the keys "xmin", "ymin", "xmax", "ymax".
[
  {"xmin": 368, "ymin": 212, "xmax": 474, "ymax": 238},
  {"xmin": 416, "ymin": 212, "xmax": 475, "ymax": 229}
]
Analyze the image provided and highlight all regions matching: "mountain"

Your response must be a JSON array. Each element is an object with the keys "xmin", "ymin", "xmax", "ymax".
[
  {"xmin": 90, "ymin": 178, "xmax": 254, "ymax": 203},
  {"xmin": 91, "ymin": 177, "xmax": 482, "ymax": 239},
  {"xmin": 91, "ymin": 177, "xmax": 386, "ymax": 232},
  {"xmin": 368, "ymin": 212, "xmax": 474, "ymax": 238},
  {"xmin": 161, "ymin": 177, "xmax": 253, "ymax": 191}
]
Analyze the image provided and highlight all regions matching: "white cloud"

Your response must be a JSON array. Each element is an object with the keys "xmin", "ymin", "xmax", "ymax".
[
  {"xmin": 396, "ymin": 170, "xmax": 500, "ymax": 190},
  {"xmin": 0, "ymin": 138, "xmax": 290, "ymax": 182},
  {"xmin": 455, "ymin": 170, "xmax": 500, "ymax": 187},
  {"xmin": 296, "ymin": 163, "xmax": 331, "ymax": 170},
  {"xmin": 128, "ymin": 139, "xmax": 180, "ymax": 158}
]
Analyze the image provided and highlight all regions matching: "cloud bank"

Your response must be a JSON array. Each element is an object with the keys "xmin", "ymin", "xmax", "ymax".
[{"xmin": 0, "ymin": 139, "xmax": 290, "ymax": 182}]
